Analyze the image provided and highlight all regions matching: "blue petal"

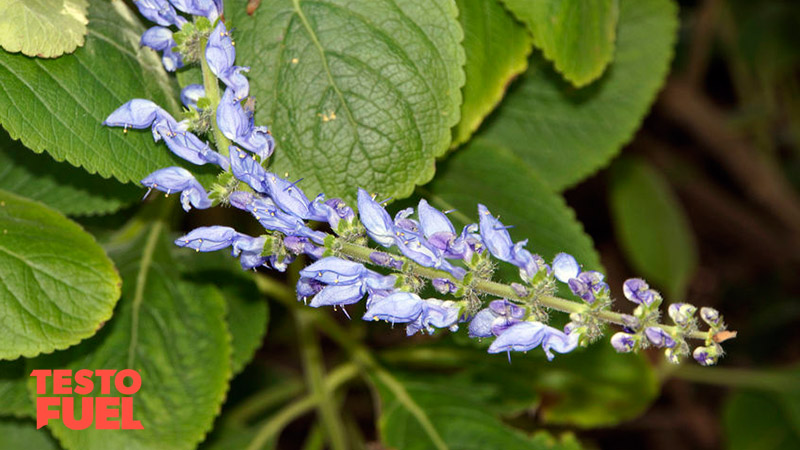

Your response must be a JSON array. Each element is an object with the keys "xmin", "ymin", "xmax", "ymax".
[
  {"xmin": 418, "ymin": 199, "xmax": 455, "ymax": 237},
  {"xmin": 140, "ymin": 26, "xmax": 173, "ymax": 51},
  {"xmin": 134, "ymin": 0, "xmax": 186, "ymax": 27},
  {"xmin": 552, "ymin": 253, "xmax": 580, "ymax": 282},
  {"xmin": 310, "ymin": 283, "xmax": 365, "ymax": 307},
  {"xmin": 362, "ymin": 292, "xmax": 423, "ymax": 323},
  {"xmin": 300, "ymin": 257, "xmax": 366, "ymax": 284},
  {"xmin": 170, "ymin": 0, "xmax": 220, "ymax": 21},
  {"xmin": 468, "ymin": 309, "xmax": 497, "ymax": 338},
  {"xmin": 229, "ymin": 146, "xmax": 268, "ymax": 193},
  {"xmin": 206, "ymin": 21, "xmax": 235, "ymax": 79},
  {"xmin": 175, "ymin": 226, "xmax": 237, "ymax": 252},
  {"xmin": 263, "ymin": 172, "xmax": 314, "ymax": 219},
  {"xmin": 487, "ymin": 322, "xmax": 546, "ymax": 353},
  {"xmin": 357, "ymin": 188, "xmax": 396, "ymax": 247},
  {"xmin": 103, "ymin": 99, "xmax": 162, "ymax": 129},
  {"xmin": 478, "ymin": 204, "xmax": 515, "ymax": 262},
  {"xmin": 180, "ymin": 84, "xmax": 205, "ymax": 109}
]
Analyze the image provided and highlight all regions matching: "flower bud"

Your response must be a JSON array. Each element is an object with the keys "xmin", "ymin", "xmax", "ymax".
[
  {"xmin": 645, "ymin": 327, "xmax": 676, "ymax": 348},
  {"xmin": 693, "ymin": 344, "xmax": 722, "ymax": 366},
  {"xmin": 700, "ymin": 307, "xmax": 722, "ymax": 328},
  {"xmin": 432, "ymin": 278, "xmax": 457, "ymax": 295},
  {"xmin": 668, "ymin": 303, "xmax": 697, "ymax": 328},
  {"xmin": 611, "ymin": 332, "xmax": 636, "ymax": 353}
]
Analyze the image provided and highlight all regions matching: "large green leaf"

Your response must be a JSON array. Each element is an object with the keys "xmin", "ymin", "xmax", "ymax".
[
  {"xmin": 373, "ymin": 370, "xmax": 582, "ymax": 450},
  {"xmin": 0, "ymin": 0, "xmax": 187, "ymax": 185},
  {"xmin": 0, "ymin": 419, "xmax": 60, "ymax": 450},
  {"xmin": 500, "ymin": 0, "xmax": 618, "ymax": 87},
  {"xmin": 175, "ymin": 250, "xmax": 269, "ymax": 375},
  {"xmin": 230, "ymin": 0, "xmax": 465, "ymax": 202},
  {"xmin": 724, "ymin": 372, "xmax": 800, "ymax": 450},
  {"xmin": 421, "ymin": 137, "xmax": 600, "ymax": 273},
  {"xmin": 0, "ymin": 130, "xmax": 139, "ymax": 216},
  {"xmin": 608, "ymin": 157, "xmax": 697, "ymax": 299},
  {"xmin": 29, "ymin": 213, "xmax": 231, "ymax": 450},
  {"xmin": 482, "ymin": 0, "xmax": 677, "ymax": 191},
  {"xmin": 0, "ymin": 360, "xmax": 35, "ymax": 417},
  {"xmin": 451, "ymin": 0, "xmax": 532, "ymax": 147},
  {"xmin": 0, "ymin": 0, "xmax": 88, "ymax": 58},
  {"xmin": 0, "ymin": 189, "xmax": 121, "ymax": 360}
]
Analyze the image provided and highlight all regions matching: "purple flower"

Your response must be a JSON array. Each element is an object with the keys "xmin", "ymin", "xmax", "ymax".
[
  {"xmin": 363, "ymin": 292, "xmax": 424, "ymax": 324},
  {"xmin": 238, "ymin": 195, "xmax": 326, "ymax": 244},
  {"xmin": 552, "ymin": 253, "xmax": 580, "ymax": 282},
  {"xmin": 357, "ymin": 189, "xmax": 396, "ymax": 247},
  {"xmin": 611, "ymin": 332, "xmax": 636, "ymax": 353},
  {"xmin": 300, "ymin": 257, "xmax": 396, "ymax": 308},
  {"xmin": 406, "ymin": 299, "xmax": 461, "ymax": 336},
  {"xmin": 623, "ymin": 278, "xmax": 659, "ymax": 306},
  {"xmin": 692, "ymin": 345, "xmax": 720, "ymax": 366},
  {"xmin": 297, "ymin": 278, "xmax": 324, "ymax": 301},
  {"xmin": 133, "ymin": 0, "xmax": 186, "ymax": 28},
  {"xmin": 229, "ymin": 146, "xmax": 268, "ymax": 193},
  {"xmin": 478, "ymin": 205, "xmax": 539, "ymax": 280},
  {"xmin": 313, "ymin": 198, "xmax": 355, "ymax": 230},
  {"xmin": 205, "ymin": 22, "xmax": 251, "ymax": 101},
  {"xmin": 567, "ymin": 271, "xmax": 608, "ymax": 304},
  {"xmin": 180, "ymin": 84, "xmax": 205, "ymax": 109},
  {"xmin": 141, "ymin": 167, "xmax": 211, "ymax": 211},
  {"xmin": 468, "ymin": 309, "xmax": 496, "ymax": 338},
  {"xmin": 468, "ymin": 299, "xmax": 526, "ymax": 338},
  {"xmin": 104, "ymin": 100, "xmax": 228, "ymax": 169},
  {"xmin": 170, "ymin": 0, "xmax": 221, "ymax": 21},
  {"xmin": 217, "ymin": 88, "xmax": 273, "ymax": 160},
  {"xmin": 644, "ymin": 327, "xmax": 676, "ymax": 348},
  {"xmin": 488, "ymin": 321, "xmax": 578, "ymax": 361},
  {"xmin": 283, "ymin": 236, "xmax": 323, "ymax": 259},
  {"xmin": 263, "ymin": 172, "xmax": 316, "ymax": 220},
  {"xmin": 175, "ymin": 226, "xmax": 268, "ymax": 269},
  {"xmin": 140, "ymin": 26, "xmax": 183, "ymax": 71}
]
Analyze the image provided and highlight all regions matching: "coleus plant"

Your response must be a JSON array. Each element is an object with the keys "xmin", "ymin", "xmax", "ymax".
[{"xmin": 0, "ymin": 0, "xmax": 739, "ymax": 449}]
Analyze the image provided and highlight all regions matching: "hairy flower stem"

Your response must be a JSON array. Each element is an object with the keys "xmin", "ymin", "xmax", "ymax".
[
  {"xmin": 199, "ymin": 35, "xmax": 232, "ymax": 157},
  {"xmin": 295, "ymin": 311, "xmax": 350, "ymax": 450},
  {"xmin": 335, "ymin": 241, "xmax": 715, "ymax": 341}
]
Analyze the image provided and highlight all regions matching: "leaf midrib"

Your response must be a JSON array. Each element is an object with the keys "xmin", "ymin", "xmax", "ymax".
[{"xmin": 127, "ymin": 219, "xmax": 163, "ymax": 368}]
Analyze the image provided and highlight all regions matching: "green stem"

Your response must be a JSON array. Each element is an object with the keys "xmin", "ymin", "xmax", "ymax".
[
  {"xmin": 295, "ymin": 310, "xmax": 349, "ymax": 450},
  {"xmin": 199, "ymin": 34, "xmax": 232, "ymax": 157},
  {"xmin": 337, "ymin": 242, "xmax": 711, "ymax": 341},
  {"xmin": 671, "ymin": 365, "xmax": 800, "ymax": 392},
  {"xmin": 223, "ymin": 379, "xmax": 304, "ymax": 426},
  {"xmin": 246, "ymin": 363, "xmax": 358, "ymax": 450},
  {"xmin": 264, "ymin": 280, "xmax": 449, "ymax": 450}
]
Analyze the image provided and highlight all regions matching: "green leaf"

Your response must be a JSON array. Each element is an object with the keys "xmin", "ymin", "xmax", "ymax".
[
  {"xmin": 420, "ymin": 137, "xmax": 600, "ymax": 273},
  {"xmin": 724, "ymin": 374, "xmax": 800, "ymax": 450},
  {"xmin": 500, "ymin": 0, "xmax": 618, "ymax": 87},
  {"xmin": 29, "ymin": 212, "xmax": 231, "ymax": 450},
  {"xmin": 0, "ymin": 130, "xmax": 139, "ymax": 216},
  {"xmin": 0, "ymin": 189, "xmax": 121, "ymax": 360},
  {"xmin": 451, "ymin": 0, "xmax": 532, "ymax": 147},
  {"xmin": 482, "ymin": 0, "xmax": 678, "ymax": 191},
  {"xmin": 0, "ymin": 0, "xmax": 88, "ymax": 58},
  {"xmin": 0, "ymin": 360, "xmax": 35, "ymax": 418},
  {"xmin": 0, "ymin": 419, "xmax": 60, "ymax": 450},
  {"xmin": 373, "ymin": 370, "xmax": 583, "ymax": 450},
  {"xmin": 230, "ymin": 0, "xmax": 465, "ymax": 202},
  {"xmin": 175, "ymin": 250, "xmax": 269, "ymax": 375},
  {"xmin": 608, "ymin": 157, "xmax": 697, "ymax": 299},
  {"xmin": 0, "ymin": 0, "xmax": 189, "ymax": 185}
]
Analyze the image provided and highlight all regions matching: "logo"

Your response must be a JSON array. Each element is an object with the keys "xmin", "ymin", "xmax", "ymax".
[{"xmin": 30, "ymin": 369, "xmax": 144, "ymax": 430}]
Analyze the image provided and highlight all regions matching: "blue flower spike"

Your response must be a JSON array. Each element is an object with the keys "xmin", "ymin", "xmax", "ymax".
[{"xmin": 108, "ymin": 0, "xmax": 732, "ymax": 368}]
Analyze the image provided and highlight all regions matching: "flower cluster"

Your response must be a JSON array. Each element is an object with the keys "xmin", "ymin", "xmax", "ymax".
[{"xmin": 104, "ymin": 0, "xmax": 732, "ymax": 365}]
